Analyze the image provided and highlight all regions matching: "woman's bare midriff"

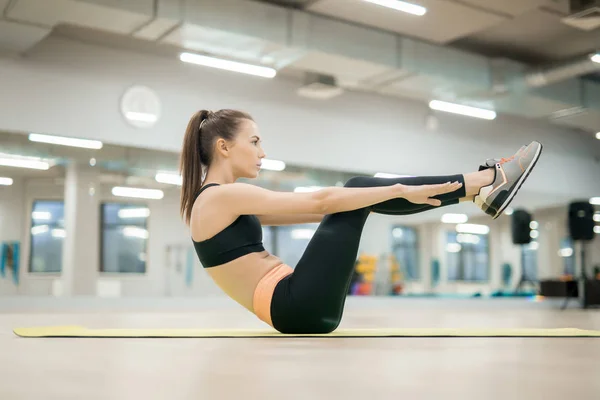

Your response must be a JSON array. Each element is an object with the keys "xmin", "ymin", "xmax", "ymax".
[
  {"xmin": 204, "ymin": 251, "xmax": 284, "ymax": 312},
  {"xmin": 191, "ymin": 192, "xmax": 284, "ymax": 313}
]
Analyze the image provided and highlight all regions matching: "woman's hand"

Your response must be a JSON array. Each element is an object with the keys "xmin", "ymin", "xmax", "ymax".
[{"xmin": 396, "ymin": 181, "xmax": 463, "ymax": 206}]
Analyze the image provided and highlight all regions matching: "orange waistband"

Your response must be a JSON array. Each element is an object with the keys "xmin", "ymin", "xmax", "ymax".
[{"xmin": 252, "ymin": 264, "xmax": 293, "ymax": 327}]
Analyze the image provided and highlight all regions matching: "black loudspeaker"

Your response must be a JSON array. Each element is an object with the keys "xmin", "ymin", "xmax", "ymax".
[
  {"xmin": 568, "ymin": 201, "xmax": 595, "ymax": 241},
  {"xmin": 512, "ymin": 209, "xmax": 532, "ymax": 245}
]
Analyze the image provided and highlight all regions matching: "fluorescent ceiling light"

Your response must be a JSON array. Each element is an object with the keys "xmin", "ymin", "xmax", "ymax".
[
  {"xmin": 593, "ymin": 213, "xmax": 600, "ymax": 222},
  {"xmin": 122, "ymin": 226, "xmax": 149, "ymax": 239},
  {"xmin": 0, "ymin": 156, "xmax": 50, "ymax": 170},
  {"xmin": 374, "ymin": 173, "xmax": 414, "ymax": 178},
  {"xmin": 29, "ymin": 133, "xmax": 103, "ymax": 150},
  {"xmin": 456, "ymin": 223, "xmax": 490, "ymax": 235},
  {"xmin": 456, "ymin": 233, "xmax": 480, "ymax": 244},
  {"xmin": 590, "ymin": 197, "xmax": 600, "ymax": 205},
  {"xmin": 118, "ymin": 208, "xmax": 150, "ymax": 219},
  {"xmin": 591, "ymin": 53, "xmax": 600, "ymax": 63},
  {"xmin": 294, "ymin": 186, "xmax": 323, "ymax": 193},
  {"xmin": 112, "ymin": 186, "xmax": 164, "ymax": 200},
  {"xmin": 429, "ymin": 100, "xmax": 497, "ymax": 120},
  {"xmin": 32, "ymin": 211, "xmax": 51, "ymax": 220},
  {"xmin": 180, "ymin": 52, "xmax": 277, "ymax": 79},
  {"xmin": 441, "ymin": 213, "xmax": 468, "ymax": 224},
  {"xmin": 51, "ymin": 229, "xmax": 66, "ymax": 238},
  {"xmin": 260, "ymin": 159, "xmax": 286, "ymax": 171},
  {"xmin": 363, "ymin": 0, "xmax": 426, "ymax": 16},
  {"xmin": 558, "ymin": 248, "xmax": 573, "ymax": 258},
  {"xmin": 446, "ymin": 243, "xmax": 462, "ymax": 253},
  {"xmin": 125, "ymin": 112, "xmax": 158, "ymax": 123},
  {"xmin": 595, "ymin": 226, "xmax": 600, "ymax": 234},
  {"xmin": 31, "ymin": 225, "xmax": 49, "ymax": 235},
  {"xmin": 0, "ymin": 177, "xmax": 13, "ymax": 186},
  {"xmin": 155, "ymin": 172, "xmax": 182, "ymax": 186}
]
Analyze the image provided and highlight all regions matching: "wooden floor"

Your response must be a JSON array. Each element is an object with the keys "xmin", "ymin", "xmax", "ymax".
[{"xmin": 1, "ymin": 297, "xmax": 600, "ymax": 400}]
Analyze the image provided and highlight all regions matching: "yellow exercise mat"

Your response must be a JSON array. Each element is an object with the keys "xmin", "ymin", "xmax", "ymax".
[{"xmin": 13, "ymin": 326, "xmax": 600, "ymax": 338}]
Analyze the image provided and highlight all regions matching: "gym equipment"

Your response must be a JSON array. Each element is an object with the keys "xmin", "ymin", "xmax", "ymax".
[
  {"xmin": 568, "ymin": 201, "xmax": 595, "ymax": 241},
  {"xmin": 511, "ymin": 209, "xmax": 532, "ymax": 245},
  {"xmin": 511, "ymin": 210, "xmax": 536, "ymax": 293},
  {"xmin": 13, "ymin": 326, "xmax": 600, "ymax": 338},
  {"xmin": 560, "ymin": 201, "xmax": 599, "ymax": 309}
]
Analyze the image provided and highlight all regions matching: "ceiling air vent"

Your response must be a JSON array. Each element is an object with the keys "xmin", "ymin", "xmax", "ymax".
[
  {"xmin": 562, "ymin": 0, "xmax": 600, "ymax": 30},
  {"xmin": 297, "ymin": 73, "xmax": 344, "ymax": 100}
]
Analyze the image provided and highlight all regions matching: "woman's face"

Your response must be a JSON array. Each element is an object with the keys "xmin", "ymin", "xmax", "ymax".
[{"xmin": 230, "ymin": 119, "xmax": 266, "ymax": 179}]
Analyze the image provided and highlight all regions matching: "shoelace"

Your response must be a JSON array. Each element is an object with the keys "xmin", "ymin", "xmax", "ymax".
[{"xmin": 499, "ymin": 155, "xmax": 516, "ymax": 165}]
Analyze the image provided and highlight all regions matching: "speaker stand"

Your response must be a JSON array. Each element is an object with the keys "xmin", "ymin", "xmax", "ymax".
[
  {"xmin": 515, "ymin": 244, "xmax": 537, "ymax": 293},
  {"xmin": 561, "ymin": 241, "xmax": 588, "ymax": 310}
]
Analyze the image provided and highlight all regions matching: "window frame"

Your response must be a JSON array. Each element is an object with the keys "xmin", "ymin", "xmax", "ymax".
[
  {"xmin": 446, "ymin": 230, "xmax": 490, "ymax": 283},
  {"xmin": 28, "ymin": 199, "xmax": 65, "ymax": 274},
  {"xmin": 390, "ymin": 224, "xmax": 420, "ymax": 281},
  {"xmin": 99, "ymin": 201, "xmax": 150, "ymax": 274}
]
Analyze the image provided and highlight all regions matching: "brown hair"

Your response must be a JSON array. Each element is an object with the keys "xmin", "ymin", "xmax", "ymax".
[{"xmin": 179, "ymin": 109, "xmax": 254, "ymax": 225}]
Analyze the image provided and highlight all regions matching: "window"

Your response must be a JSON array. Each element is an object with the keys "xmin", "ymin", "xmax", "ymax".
[
  {"xmin": 262, "ymin": 226, "xmax": 275, "ymax": 254},
  {"xmin": 29, "ymin": 200, "xmax": 65, "ymax": 273},
  {"xmin": 390, "ymin": 225, "xmax": 419, "ymax": 280},
  {"xmin": 521, "ymin": 239, "xmax": 538, "ymax": 281},
  {"xmin": 100, "ymin": 203, "xmax": 149, "ymax": 273},
  {"xmin": 446, "ymin": 231, "xmax": 489, "ymax": 282},
  {"xmin": 274, "ymin": 224, "xmax": 318, "ymax": 268}
]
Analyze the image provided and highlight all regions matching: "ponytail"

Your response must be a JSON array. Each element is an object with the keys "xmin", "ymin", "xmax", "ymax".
[{"xmin": 179, "ymin": 110, "xmax": 209, "ymax": 225}]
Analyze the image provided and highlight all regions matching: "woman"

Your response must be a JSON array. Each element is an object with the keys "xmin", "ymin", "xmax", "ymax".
[{"xmin": 179, "ymin": 109, "xmax": 542, "ymax": 334}]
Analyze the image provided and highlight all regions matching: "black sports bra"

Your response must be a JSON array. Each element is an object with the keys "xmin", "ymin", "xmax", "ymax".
[{"xmin": 192, "ymin": 183, "xmax": 265, "ymax": 268}]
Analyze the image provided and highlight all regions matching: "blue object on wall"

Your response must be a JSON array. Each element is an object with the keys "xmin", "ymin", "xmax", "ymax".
[
  {"xmin": 502, "ymin": 263, "xmax": 512, "ymax": 287},
  {"xmin": 0, "ymin": 242, "xmax": 20, "ymax": 285},
  {"xmin": 431, "ymin": 258, "xmax": 440, "ymax": 287},
  {"xmin": 0, "ymin": 243, "xmax": 5, "ymax": 278}
]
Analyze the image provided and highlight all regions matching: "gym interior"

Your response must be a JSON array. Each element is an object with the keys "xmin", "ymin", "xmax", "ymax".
[{"xmin": 1, "ymin": 0, "xmax": 599, "ymax": 399}]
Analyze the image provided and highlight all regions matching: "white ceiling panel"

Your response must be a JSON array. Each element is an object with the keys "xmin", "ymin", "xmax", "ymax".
[
  {"xmin": 550, "ymin": 110, "xmax": 600, "ymax": 133},
  {"xmin": 380, "ymin": 72, "xmax": 489, "ymax": 102},
  {"xmin": 289, "ymin": 52, "xmax": 399, "ymax": 86},
  {"xmin": 0, "ymin": 20, "xmax": 50, "ymax": 53},
  {"xmin": 457, "ymin": 0, "xmax": 549, "ymax": 17},
  {"xmin": 308, "ymin": 0, "xmax": 507, "ymax": 44},
  {"xmin": 491, "ymin": 94, "xmax": 579, "ymax": 118},
  {"xmin": 161, "ymin": 24, "xmax": 288, "ymax": 64},
  {"xmin": 455, "ymin": 8, "xmax": 599, "ymax": 61},
  {"xmin": 8, "ymin": 0, "xmax": 152, "ymax": 34},
  {"xmin": 132, "ymin": 18, "xmax": 179, "ymax": 41},
  {"xmin": 541, "ymin": 0, "xmax": 570, "ymax": 14},
  {"xmin": 0, "ymin": 0, "xmax": 11, "ymax": 12}
]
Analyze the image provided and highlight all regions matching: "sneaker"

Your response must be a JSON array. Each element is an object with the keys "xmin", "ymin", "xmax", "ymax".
[{"xmin": 474, "ymin": 141, "xmax": 543, "ymax": 219}]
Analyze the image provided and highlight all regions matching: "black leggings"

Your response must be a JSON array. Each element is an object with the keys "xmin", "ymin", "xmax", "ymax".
[{"xmin": 270, "ymin": 174, "xmax": 467, "ymax": 334}]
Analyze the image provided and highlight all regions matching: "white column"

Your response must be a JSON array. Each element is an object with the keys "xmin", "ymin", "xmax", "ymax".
[
  {"xmin": 488, "ymin": 225, "xmax": 504, "ymax": 292},
  {"xmin": 61, "ymin": 162, "xmax": 100, "ymax": 296},
  {"xmin": 419, "ymin": 223, "xmax": 434, "ymax": 293}
]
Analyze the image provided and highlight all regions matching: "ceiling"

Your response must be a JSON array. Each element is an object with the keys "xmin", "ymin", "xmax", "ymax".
[
  {"xmin": 0, "ymin": 130, "xmax": 359, "ymax": 192},
  {"xmin": 0, "ymin": 0, "xmax": 599, "ymax": 136},
  {"xmin": 258, "ymin": 0, "xmax": 600, "ymax": 74}
]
